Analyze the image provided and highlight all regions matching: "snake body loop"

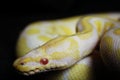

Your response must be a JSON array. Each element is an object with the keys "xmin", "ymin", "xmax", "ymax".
[
  {"xmin": 13, "ymin": 13, "xmax": 120, "ymax": 80},
  {"xmin": 100, "ymin": 27, "xmax": 120, "ymax": 69}
]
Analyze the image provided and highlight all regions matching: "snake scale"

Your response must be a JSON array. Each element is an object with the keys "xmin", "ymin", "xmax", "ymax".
[{"xmin": 13, "ymin": 13, "xmax": 120, "ymax": 80}]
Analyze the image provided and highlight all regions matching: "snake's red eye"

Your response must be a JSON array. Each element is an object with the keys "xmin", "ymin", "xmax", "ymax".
[{"xmin": 40, "ymin": 58, "xmax": 49, "ymax": 65}]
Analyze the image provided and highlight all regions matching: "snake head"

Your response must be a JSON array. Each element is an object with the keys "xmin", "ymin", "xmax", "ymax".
[
  {"xmin": 13, "ymin": 36, "xmax": 78, "ymax": 76},
  {"xmin": 13, "ymin": 48, "xmax": 56, "ymax": 76}
]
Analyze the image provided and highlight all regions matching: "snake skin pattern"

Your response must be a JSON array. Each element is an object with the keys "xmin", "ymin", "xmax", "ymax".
[{"xmin": 13, "ymin": 13, "xmax": 120, "ymax": 80}]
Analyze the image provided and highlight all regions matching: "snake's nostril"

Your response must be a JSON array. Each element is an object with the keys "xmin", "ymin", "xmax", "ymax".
[{"xmin": 20, "ymin": 62, "xmax": 25, "ymax": 65}]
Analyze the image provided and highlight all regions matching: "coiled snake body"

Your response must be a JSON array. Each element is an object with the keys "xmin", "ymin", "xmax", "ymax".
[{"xmin": 13, "ymin": 13, "xmax": 120, "ymax": 80}]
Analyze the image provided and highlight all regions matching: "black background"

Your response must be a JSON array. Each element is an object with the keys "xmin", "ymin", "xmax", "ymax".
[{"xmin": 1, "ymin": 0, "xmax": 120, "ymax": 80}]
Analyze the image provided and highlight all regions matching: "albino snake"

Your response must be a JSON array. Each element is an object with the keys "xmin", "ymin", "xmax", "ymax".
[{"xmin": 13, "ymin": 13, "xmax": 120, "ymax": 80}]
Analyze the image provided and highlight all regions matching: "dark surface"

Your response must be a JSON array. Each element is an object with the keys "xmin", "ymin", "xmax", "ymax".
[{"xmin": 1, "ymin": 0, "xmax": 120, "ymax": 80}]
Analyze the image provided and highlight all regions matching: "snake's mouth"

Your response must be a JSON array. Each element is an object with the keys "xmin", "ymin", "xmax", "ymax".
[
  {"xmin": 22, "ymin": 67, "xmax": 58, "ymax": 76},
  {"xmin": 22, "ymin": 68, "xmax": 40, "ymax": 76}
]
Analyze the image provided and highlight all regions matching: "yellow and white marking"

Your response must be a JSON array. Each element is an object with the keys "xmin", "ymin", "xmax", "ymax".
[{"xmin": 14, "ymin": 13, "xmax": 120, "ymax": 80}]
